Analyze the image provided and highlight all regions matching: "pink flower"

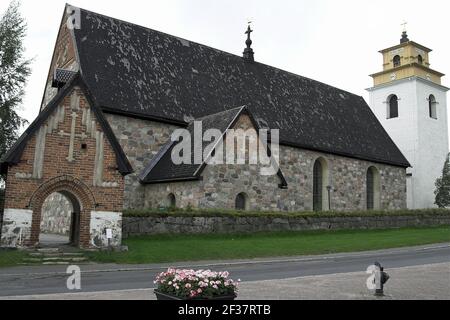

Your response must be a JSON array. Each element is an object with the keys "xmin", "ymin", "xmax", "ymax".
[
  {"xmin": 185, "ymin": 283, "xmax": 192, "ymax": 289},
  {"xmin": 197, "ymin": 289, "xmax": 203, "ymax": 294}
]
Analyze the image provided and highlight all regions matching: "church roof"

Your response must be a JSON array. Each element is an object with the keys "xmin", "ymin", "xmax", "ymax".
[
  {"xmin": 140, "ymin": 106, "xmax": 288, "ymax": 187},
  {"xmin": 72, "ymin": 7, "xmax": 410, "ymax": 168}
]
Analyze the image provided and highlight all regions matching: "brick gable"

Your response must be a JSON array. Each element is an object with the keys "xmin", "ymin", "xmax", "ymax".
[{"xmin": 2, "ymin": 86, "xmax": 125, "ymax": 248}]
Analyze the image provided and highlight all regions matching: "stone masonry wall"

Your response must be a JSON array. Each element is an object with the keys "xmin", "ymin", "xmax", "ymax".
[
  {"xmin": 122, "ymin": 214, "xmax": 450, "ymax": 237},
  {"xmin": 40, "ymin": 192, "xmax": 73, "ymax": 236},
  {"xmin": 144, "ymin": 114, "xmax": 407, "ymax": 212},
  {"xmin": 105, "ymin": 114, "xmax": 179, "ymax": 209}
]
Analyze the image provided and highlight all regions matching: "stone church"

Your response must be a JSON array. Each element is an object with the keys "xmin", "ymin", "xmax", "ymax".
[{"xmin": 0, "ymin": 5, "xmax": 408, "ymax": 249}]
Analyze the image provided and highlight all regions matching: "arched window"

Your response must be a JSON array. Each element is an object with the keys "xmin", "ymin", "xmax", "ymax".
[
  {"xmin": 235, "ymin": 193, "xmax": 248, "ymax": 210},
  {"xmin": 429, "ymin": 94, "xmax": 437, "ymax": 119},
  {"xmin": 366, "ymin": 167, "xmax": 380, "ymax": 210},
  {"xmin": 418, "ymin": 55, "xmax": 423, "ymax": 64},
  {"xmin": 166, "ymin": 193, "xmax": 176, "ymax": 208},
  {"xmin": 393, "ymin": 55, "xmax": 401, "ymax": 68},
  {"xmin": 388, "ymin": 95, "xmax": 399, "ymax": 119},
  {"xmin": 313, "ymin": 158, "xmax": 329, "ymax": 212}
]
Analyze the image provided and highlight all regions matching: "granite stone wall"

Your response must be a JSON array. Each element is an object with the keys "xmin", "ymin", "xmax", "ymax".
[
  {"xmin": 40, "ymin": 193, "xmax": 73, "ymax": 236},
  {"xmin": 122, "ymin": 214, "xmax": 450, "ymax": 237},
  {"xmin": 105, "ymin": 114, "xmax": 179, "ymax": 209},
  {"xmin": 144, "ymin": 114, "xmax": 407, "ymax": 212}
]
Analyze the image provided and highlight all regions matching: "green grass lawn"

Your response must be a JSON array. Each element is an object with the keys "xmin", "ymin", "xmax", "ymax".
[
  {"xmin": 0, "ymin": 250, "xmax": 27, "ymax": 268},
  {"xmin": 87, "ymin": 226, "xmax": 450, "ymax": 265}
]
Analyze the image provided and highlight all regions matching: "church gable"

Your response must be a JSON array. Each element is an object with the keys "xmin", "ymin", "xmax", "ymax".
[
  {"xmin": 0, "ymin": 74, "xmax": 134, "ymax": 248},
  {"xmin": 140, "ymin": 106, "xmax": 287, "ymax": 188},
  {"xmin": 201, "ymin": 112, "xmax": 287, "ymax": 189},
  {"xmin": 3, "ymin": 85, "xmax": 124, "ymax": 210},
  {"xmin": 41, "ymin": 7, "xmax": 79, "ymax": 108}
]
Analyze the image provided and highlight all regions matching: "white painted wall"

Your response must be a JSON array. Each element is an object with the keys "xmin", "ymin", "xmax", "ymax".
[
  {"xmin": 89, "ymin": 211, "xmax": 122, "ymax": 248},
  {"xmin": 1, "ymin": 209, "xmax": 33, "ymax": 248},
  {"xmin": 368, "ymin": 77, "xmax": 449, "ymax": 209}
]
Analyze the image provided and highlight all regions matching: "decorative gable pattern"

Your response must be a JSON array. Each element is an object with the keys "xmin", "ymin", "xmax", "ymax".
[{"xmin": 0, "ymin": 75, "xmax": 131, "ymax": 248}]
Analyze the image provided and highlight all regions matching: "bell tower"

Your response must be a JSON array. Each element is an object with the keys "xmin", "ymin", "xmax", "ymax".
[{"xmin": 367, "ymin": 30, "xmax": 449, "ymax": 209}]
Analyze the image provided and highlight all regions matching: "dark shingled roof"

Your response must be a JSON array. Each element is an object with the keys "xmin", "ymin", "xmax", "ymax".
[
  {"xmin": 140, "ymin": 106, "xmax": 288, "ymax": 187},
  {"xmin": 72, "ymin": 6, "xmax": 410, "ymax": 168}
]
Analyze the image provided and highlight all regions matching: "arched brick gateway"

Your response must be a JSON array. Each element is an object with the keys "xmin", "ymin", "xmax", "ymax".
[
  {"xmin": 28, "ymin": 176, "xmax": 96, "ymax": 248},
  {"xmin": 0, "ymin": 77, "xmax": 129, "ymax": 249}
]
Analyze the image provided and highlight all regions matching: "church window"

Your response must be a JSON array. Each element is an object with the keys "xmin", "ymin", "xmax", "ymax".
[
  {"xmin": 313, "ymin": 158, "xmax": 329, "ymax": 212},
  {"xmin": 235, "ymin": 193, "xmax": 248, "ymax": 210},
  {"xmin": 366, "ymin": 167, "xmax": 380, "ymax": 210},
  {"xmin": 166, "ymin": 193, "xmax": 176, "ymax": 208},
  {"xmin": 429, "ymin": 95, "xmax": 437, "ymax": 119},
  {"xmin": 393, "ymin": 55, "xmax": 401, "ymax": 68},
  {"xmin": 418, "ymin": 55, "xmax": 423, "ymax": 64},
  {"xmin": 387, "ymin": 95, "xmax": 399, "ymax": 119}
]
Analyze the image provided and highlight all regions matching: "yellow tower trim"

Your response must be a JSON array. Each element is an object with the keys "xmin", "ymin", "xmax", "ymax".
[{"xmin": 370, "ymin": 32, "xmax": 445, "ymax": 87}]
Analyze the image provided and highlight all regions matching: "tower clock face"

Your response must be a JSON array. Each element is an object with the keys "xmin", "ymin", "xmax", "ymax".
[{"xmin": 390, "ymin": 73, "xmax": 397, "ymax": 81}]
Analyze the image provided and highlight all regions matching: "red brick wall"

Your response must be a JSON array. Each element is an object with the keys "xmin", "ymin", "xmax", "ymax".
[{"xmin": 4, "ymin": 87, "xmax": 124, "ymax": 247}]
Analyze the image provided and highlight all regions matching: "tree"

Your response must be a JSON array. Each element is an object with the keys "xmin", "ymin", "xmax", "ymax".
[
  {"xmin": 435, "ymin": 153, "xmax": 450, "ymax": 208},
  {"xmin": 0, "ymin": 0, "xmax": 31, "ymax": 184}
]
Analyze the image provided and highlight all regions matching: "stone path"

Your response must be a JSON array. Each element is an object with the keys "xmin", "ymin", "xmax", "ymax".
[{"xmin": 39, "ymin": 234, "xmax": 70, "ymax": 247}]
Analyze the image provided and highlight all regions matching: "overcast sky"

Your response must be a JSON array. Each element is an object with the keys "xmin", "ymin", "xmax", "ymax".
[{"xmin": 1, "ymin": 0, "xmax": 449, "ymax": 124}]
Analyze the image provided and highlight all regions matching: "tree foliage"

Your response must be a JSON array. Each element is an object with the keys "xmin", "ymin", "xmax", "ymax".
[
  {"xmin": 0, "ymin": 0, "xmax": 31, "ymax": 176},
  {"xmin": 435, "ymin": 153, "xmax": 450, "ymax": 208}
]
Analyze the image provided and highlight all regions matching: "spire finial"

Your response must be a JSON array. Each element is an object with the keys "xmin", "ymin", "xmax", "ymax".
[
  {"xmin": 401, "ymin": 21, "xmax": 408, "ymax": 32},
  {"xmin": 400, "ymin": 21, "xmax": 409, "ymax": 43},
  {"xmin": 243, "ymin": 21, "xmax": 255, "ymax": 62}
]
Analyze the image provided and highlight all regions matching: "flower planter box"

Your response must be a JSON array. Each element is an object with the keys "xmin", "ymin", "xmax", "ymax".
[
  {"xmin": 154, "ymin": 290, "xmax": 237, "ymax": 301},
  {"xmin": 154, "ymin": 268, "xmax": 239, "ymax": 300}
]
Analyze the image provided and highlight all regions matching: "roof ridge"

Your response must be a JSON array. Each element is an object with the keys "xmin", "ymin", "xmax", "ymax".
[{"xmin": 71, "ymin": 5, "xmax": 410, "ymax": 168}]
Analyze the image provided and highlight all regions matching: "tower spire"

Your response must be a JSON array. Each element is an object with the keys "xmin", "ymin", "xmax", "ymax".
[
  {"xmin": 400, "ymin": 21, "xmax": 409, "ymax": 43},
  {"xmin": 243, "ymin": 22, "xmax": 254, "ymax": 62}
]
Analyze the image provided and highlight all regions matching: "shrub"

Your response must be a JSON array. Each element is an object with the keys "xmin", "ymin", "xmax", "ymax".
[
  {"xmin": 124, "ymin": 208, "xmax": 450, "ymax": 219},
  {"xmin": 435, "ymin": 153, "xmax": 450, "ymax": 208}
]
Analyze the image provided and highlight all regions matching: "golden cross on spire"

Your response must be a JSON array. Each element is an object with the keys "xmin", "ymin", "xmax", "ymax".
[{"xmin": 401, "ymin": 21, "xmax": 408, "ymax": 32}]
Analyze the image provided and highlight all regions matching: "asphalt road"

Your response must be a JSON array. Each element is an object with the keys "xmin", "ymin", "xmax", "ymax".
[{"xmin": 0, "ymin": 243, "xmax": 449, "ymax": 297}]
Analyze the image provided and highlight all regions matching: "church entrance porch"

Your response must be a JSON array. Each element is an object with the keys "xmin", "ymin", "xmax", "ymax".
[
  {"xmin": 28, "ymin": 176, "xmax": 94, "ymax": 249},
  {"xmin": 1, "ymin": 176, "xmax": 123, "ymax": 249},
  {"xmin": 38, "ymin": 191, "xmax": 81, "ymax": 248}
]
